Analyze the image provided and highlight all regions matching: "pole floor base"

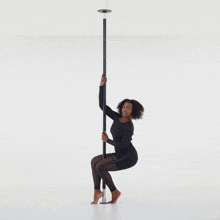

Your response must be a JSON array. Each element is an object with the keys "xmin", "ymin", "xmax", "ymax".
[{"xmin": 100, "ymin": 188, "xmax": 108, "ymax": 204}]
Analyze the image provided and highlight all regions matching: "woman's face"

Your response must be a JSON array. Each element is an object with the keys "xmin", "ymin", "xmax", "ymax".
[{"xmin": 122, "ymin": 102, "xmax": 133, "ymax": 118}]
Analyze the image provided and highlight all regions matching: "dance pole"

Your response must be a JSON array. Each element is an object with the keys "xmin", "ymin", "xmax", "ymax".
[{"xmin": 98, "ymin": 9, "xmax": 112, "ymax": 204}]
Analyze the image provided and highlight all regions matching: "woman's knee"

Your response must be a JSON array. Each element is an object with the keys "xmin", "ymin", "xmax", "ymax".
[{"xmin": 91, "ymin": 154, "xmax": 102, "ymax": 165}]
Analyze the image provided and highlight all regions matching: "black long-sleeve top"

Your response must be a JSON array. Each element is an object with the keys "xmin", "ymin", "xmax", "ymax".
[{"xmin": 99, "ymin": 86, "xmax": 134, "ymax": 159}]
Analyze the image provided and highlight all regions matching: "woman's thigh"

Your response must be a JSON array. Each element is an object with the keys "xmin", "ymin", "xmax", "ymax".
[
  {"xmin": 95, "ymin": 153, "xmax": 118, "ymax": 172},
  {"xmin": 91, "ymin": 153, "xmax": 117, "ymax": 166}
]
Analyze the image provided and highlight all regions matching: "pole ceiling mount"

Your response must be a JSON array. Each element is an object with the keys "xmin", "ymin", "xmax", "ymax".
[{"xmin": 98, "ymin": 9, "xmax": 112, "ymax": 13}]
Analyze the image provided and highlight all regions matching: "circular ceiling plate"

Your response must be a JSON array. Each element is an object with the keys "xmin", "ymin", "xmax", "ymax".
[{"xmin": 98, "ymin": 9, "xmax": 112, "ymax": 13}]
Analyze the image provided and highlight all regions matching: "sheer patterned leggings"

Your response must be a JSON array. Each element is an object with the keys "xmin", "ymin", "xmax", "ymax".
[{"xmin": 91, "ymin": 152, "xmax": 137, "ymax": 192}]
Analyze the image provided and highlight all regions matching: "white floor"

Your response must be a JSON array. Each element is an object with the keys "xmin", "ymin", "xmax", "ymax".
[{"xmin": 0, "ymin": 185, "xmax": 220, "ymax": 220}]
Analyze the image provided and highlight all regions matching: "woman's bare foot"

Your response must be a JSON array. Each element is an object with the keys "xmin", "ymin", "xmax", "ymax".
[
  {"xmin": 91, "ymin": 189, "xmax": 104, "ymax": 204},
  {"xmin": 108, "ymin": 189, "xmax": 121, "ymax": 204}
]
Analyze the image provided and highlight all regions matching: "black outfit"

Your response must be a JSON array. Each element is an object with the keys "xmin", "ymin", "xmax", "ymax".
[{"xmin": 90, "ymin": 86, "xmax": 138, "ymax": 193}]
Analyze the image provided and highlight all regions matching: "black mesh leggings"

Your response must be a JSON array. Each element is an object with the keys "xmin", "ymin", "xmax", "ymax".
[{"xmin": 91, "ymin": 151, "xmax": 138, "ymax": 192}]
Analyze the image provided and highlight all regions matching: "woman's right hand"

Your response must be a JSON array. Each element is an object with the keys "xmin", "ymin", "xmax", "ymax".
[{"xmin": 100, "ymin": 73, "xmax": 107, "ymax": 86}]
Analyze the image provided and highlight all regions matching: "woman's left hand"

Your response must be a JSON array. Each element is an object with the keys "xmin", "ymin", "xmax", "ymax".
[{"xmin": 102, "ymin": 131, "xmax": 108, "ymax": 142}]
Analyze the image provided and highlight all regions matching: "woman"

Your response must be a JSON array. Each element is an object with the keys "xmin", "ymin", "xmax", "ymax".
[{"xmin": 91, "ymin": 73, "xmax": 144, "ymax": 204}]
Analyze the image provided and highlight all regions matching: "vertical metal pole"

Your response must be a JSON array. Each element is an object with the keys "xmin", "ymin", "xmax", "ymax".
[
  {"xmin": 98, "ymin": 9, "xmax": 111, "ymax": 204},
  {"xmin": 101, "ymin": 17, "xmax": 107, "ymax": 204}
]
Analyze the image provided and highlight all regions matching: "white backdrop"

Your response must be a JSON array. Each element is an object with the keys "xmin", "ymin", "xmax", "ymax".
[{"xmin": 1, "ymin": 34, "xmax": 219, "ymax": 190}]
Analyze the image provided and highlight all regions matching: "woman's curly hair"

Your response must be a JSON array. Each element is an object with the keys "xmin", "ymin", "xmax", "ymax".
[{"xmin": 116, "ymin": 99, "xmax": 144, "ymax": 120}]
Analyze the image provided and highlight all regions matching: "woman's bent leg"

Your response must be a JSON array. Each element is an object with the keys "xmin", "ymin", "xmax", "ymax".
[
  {"xmin": 95, "ymin": 154, "xmax": 119, "ymax": 192},
  {"xmin": 91, "ymin": 153, "xmax": 116, "ymax": 191}
]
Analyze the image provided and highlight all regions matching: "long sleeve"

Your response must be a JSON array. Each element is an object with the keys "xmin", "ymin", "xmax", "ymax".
[
  {"xmin": 107, "ymin": 125, "xmax": 133, "ymax": 151},
  {"xmin": 107, "ymin": 139, "xmax": 116, "ymax": 146},
  {"xmin": 99, "ymin": 86, "xmax": 119, "ymax": 120}
]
